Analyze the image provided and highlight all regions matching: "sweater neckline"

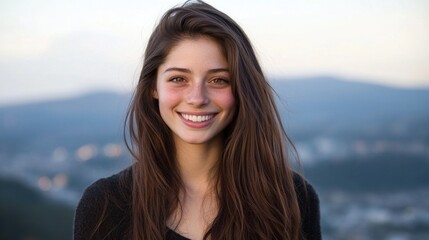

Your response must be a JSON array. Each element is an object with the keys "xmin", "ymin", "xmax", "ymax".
[{"xmin": 167, "ymin": 228, "xmax": 192, "ymax": 240}]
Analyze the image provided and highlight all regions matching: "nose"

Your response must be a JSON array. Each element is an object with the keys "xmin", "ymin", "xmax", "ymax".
[{"xmin": 186, "ymin": 82, "xmax": 209, "ymax": 106}]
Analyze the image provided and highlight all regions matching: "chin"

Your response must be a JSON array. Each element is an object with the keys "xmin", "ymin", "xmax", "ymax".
[
  {"xmin": 175, "ymin": 133, "xmax": 218, "ymax": 145},
  {"xmin": 182, "ymin": 138, "xmax": 210, "ymax": 145}
]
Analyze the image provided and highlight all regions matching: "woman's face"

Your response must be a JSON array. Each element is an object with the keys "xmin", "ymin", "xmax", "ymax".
[{"xmin": 154, "ymin": 37, "xmax": 236, "ymax": 146}]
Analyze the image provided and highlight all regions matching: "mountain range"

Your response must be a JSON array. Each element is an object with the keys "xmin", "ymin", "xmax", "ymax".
[
  {"xmin": 1, "ymin": 76, "xmax": 429, "ymax": 239},
  {"xmin": 1, "ymin": 76, "xmax": 428, "ymax": 150},
  {"xmin": 0, "ymin": 76, "xmax": 428, "ymax": 193}
]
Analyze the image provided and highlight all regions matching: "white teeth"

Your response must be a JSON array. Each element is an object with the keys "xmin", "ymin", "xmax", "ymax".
[{"xmin": 181, "ymin": 113, "xmax": 214, "ymax": 122}]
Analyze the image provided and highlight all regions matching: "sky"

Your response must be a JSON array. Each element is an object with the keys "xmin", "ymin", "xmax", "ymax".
[{"xmin": 1, "ymin": 0, "xmax": 428, "ymax": 106}]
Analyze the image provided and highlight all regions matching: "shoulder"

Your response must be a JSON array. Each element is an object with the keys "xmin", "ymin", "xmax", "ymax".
[
  {"xmin": 77, "ymin": 167, "xmax": 132, "ymax": 211},
  {"xmin": 82, "ymin": 167, "xmax": 131, "ymax": 199},
  {"xmin": 74, "ymin": 168, "xmax": 132, "ymax": 240},
  {"xmin": 293, "ymin": 172, "xmax": 322, "ymax": 240},
  {"xmin": 293, "ymin": 172, "xmax": 319, "ymax": 209}
]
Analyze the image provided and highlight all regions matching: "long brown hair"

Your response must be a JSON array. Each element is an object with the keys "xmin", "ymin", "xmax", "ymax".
[{"xmin": 126, "ymin": 1, "xmax": 302, "ymax": 239}]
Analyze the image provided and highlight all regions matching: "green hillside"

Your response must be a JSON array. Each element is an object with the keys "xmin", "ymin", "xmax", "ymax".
[
  {"xmin": 305, "ymin": 153, "xmax": 429, "ymax": 192},
  {"xmin": 0, "ymin": 177, "xmax": 75, "ymax": 240}
]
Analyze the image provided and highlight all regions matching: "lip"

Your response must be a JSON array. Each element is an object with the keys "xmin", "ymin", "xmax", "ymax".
[{"xmin": 177, "ymin": 111, "xmax": 217, "ymax": 128}]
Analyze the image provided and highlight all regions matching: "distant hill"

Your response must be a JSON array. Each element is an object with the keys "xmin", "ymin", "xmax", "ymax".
[
  {"xmin": 0, "ymin": 176, "xmax": 74, "ymax": 240},
  {"xmin": 0, "ymin": 76, "xmax": 428, "ymax": 195},
  {"xmin": 0, "ymin": 91, "xmax": 131, "ymax": 154},
  {"xmin": 0, "ymin": 77, "xmax": 427, "ymax": 154},
  {"xmin": 304, "ymin": 153, "xmax": 429, "ymax": 192},
  {"xmin": 271, "ymin": 76, "xmax": 429, "ymax": 140},
  {"xmin": 1, "ymin": 76, "xmax": 427, "ymax": 153}
]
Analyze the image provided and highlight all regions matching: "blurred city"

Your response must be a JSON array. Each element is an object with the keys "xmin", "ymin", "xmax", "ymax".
[{"xmin": 1, "ymin": 77, "xmax": 428, "ymax": 239}]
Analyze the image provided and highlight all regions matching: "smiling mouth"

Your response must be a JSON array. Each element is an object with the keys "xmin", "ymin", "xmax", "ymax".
[{"xmin": 180, "ymin": 113, "xmax": 216, "ymax": 122}]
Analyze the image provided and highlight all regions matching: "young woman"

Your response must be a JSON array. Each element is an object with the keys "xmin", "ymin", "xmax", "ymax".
[{"xmin": 74, "ymin": 1, "xmax": 321, "ymax": 239}]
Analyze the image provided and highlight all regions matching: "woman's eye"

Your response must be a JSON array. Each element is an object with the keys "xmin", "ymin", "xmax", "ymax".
[
  {"xmin": 170, "ymin": 77, "xmax": 185, "ymax": 83},
  {"xmin": 210, "ymin": 78, "xmax": 230, "ymax": 86}
]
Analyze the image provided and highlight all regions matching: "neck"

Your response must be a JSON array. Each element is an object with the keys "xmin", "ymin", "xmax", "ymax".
[{"xmin": 174, "ymin": 136, "xmax": 222, "ymax": 195}]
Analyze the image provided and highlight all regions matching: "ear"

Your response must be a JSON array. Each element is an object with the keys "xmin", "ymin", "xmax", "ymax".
[{"xmin": 152, "ymin": 89, "xmax": 159, "ymax": 99}]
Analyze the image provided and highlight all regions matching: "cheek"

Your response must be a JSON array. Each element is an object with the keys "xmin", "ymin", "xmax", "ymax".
[
  {"xmin": 216, "ymin": 91, "xmax": 236, "ymax": 113},
  {"xmin": 219, "ymin": 93, "xmax": 236, "ymax": 128},
  {"xmin": 157, "ymin": 89, "xmax": 182, "ymax": 111}
]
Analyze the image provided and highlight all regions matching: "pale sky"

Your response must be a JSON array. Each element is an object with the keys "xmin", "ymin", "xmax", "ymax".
[{"xmin": 1, "ymin": 0, "xmax": 428, "ymax": 106}]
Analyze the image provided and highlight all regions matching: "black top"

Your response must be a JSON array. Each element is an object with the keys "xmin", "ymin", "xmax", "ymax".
[{"xmin": 74, "ymin": 168, "xmax": 321, "ymax": 239}]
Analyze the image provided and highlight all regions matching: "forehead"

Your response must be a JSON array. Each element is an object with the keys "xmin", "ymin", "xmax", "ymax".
[{"xmin": 161, "ymin": 37, "xmax": 228, "ymax": 70}]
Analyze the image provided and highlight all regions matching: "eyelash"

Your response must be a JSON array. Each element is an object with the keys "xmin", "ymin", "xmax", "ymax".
[
  {"xmin": 209, "ymin": 78, "xmax": 230, "ymax": 85},
  {"xmin": 170, "ymin": 77, "xmax": 186, "ymax": 83},
  {"xmin": 168, "ymin": 77, "xmax": 230, "ymax": 86}
]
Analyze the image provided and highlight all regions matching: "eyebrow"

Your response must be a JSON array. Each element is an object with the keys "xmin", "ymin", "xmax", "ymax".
[{"xmin": 163, "ymin": 67, "xmax": 229, "ymax": 74}]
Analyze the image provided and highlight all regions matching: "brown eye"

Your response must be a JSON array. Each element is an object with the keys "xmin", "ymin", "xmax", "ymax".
[
  {"xmin": 170, "ymin": 77, "xmax": 185, "ymax": 83},
  {"xmin": 210, "ymin": 78, "xmax": 230, "ymax": 86}
]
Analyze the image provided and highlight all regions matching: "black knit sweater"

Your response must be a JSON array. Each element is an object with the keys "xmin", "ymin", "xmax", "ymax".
[{"xmin": 74, "ymin": 168, "xmax": 321, "ymax": 239}]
